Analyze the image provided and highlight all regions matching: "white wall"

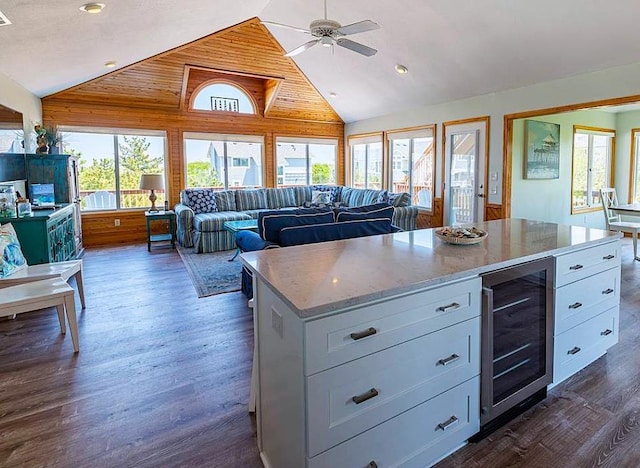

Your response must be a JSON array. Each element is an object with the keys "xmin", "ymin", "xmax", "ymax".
[
  {"xmin": 0, "ymin": 73, "xmax": 42, "ymax": 151},
  {"xmin": 510, "ymin": 110, "xmax": 616, "ymax": 228},
  {"xmin": 614, "ymin": 110, "xmax": 640, "ymax": 202},
  {"xmin": 345, "ymin": 61, "xmax": 640, "ymax": 211}
]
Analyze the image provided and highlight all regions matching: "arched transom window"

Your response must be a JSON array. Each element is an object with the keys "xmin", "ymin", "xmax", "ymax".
[{"xmin": 192, "ymin": 82, "xmax": 255, "ymax": 114}]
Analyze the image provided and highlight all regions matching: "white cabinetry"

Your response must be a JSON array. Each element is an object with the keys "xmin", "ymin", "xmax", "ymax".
[
  {"xmin": 255, "ymin": 276, "xmax": 481, "ymax": 468},
  {"xmin": 553, "ymin": 240, "xmax": 621, "ymax": 386}
]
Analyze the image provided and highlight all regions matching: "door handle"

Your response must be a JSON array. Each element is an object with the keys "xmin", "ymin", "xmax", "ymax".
[{"xmin": 476, "ymin": 193, "xmax": 485, "ymax": 198}]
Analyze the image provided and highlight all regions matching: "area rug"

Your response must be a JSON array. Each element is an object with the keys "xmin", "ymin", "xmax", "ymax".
[{"xmin": 177, "ymin": 246, "xmax": 242, "ymax": 298}]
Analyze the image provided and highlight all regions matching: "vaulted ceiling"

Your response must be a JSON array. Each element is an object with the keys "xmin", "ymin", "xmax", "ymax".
[
  {"xmin": 2, "ymin": 0, "xmax": 640, "ymax": 123},
  {"xmin": 45, "ymin": 18, "xmax": 342, "ymax": 123}
]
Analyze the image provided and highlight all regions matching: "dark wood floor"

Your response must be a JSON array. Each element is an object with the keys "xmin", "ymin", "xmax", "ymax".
[{"xmin": 1, "ymin": 239, "xmax": 640, "ymax": 467}]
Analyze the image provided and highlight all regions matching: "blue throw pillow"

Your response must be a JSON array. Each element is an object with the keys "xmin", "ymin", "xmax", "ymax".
[
  {"xmin": 258, "ymin": 208, "xmax": 335, "ymax": 243},
  {"xmin": 334, "ymin": 203, "xmax": 394, "ymax": 222}
]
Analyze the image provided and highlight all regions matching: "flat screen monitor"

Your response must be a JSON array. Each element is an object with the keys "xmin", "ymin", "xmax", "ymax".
[{"xmin": 30, "ymin": 183, "xmax": 55, "ymax": 206}]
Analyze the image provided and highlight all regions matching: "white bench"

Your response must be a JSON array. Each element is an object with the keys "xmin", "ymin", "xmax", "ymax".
[
  {"xmin": 0, "ymin": 260, "xmax": 85, "ymax": 309},
  {"xmin": 0, "ymin": 278, "xmax": 79, "ymax": 353}
]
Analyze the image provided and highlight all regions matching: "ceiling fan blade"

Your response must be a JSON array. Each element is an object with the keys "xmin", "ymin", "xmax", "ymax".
[
  {"xmin": 261, "ymin": 20, "xmax": 311, "ymax": 35},
  {"xmin": 335, "ymin": 38, "xmax": 377, "ymax": 57},
  {"xmin": 285, "ymin": 39, "xmax": 320, "ymax": 57},
  {"xmin": 336, "ymin": 20, "xmax": 380, "ymax": 36}
]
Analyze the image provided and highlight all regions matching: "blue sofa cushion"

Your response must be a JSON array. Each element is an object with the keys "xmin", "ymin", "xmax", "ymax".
[
  {"xmin": 194, "ymin": 211, "xmax": 251, "ymax": 232},
  {"xmin": 335, "ymin": 204, "xmax": 394, "ymax": 222},
  {"xmin": 235, "ymin": 189, "xmax": 267, "ymax": 211},
  {"xmin": 258, "ymin": 208, "xmax": 334, "ymax": 243},
  {"xmin": 182, "ymin": 188, "xmax": 218, "ymax": 214},
  {"xmin": 278, "ymin": 218, "xmax": 398, "ymax": 247},
  {"xmin": 213, "ymin": 190, "xmax": 237, "ymax": 211},
  {"xmin": 265, "ymin": 187, "xmax": 297, "ymax": 209}
]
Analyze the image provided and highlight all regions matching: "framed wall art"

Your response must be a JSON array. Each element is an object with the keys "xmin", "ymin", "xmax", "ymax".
[{"xmin": 524, "ymin": 120, "xmax": 560, "ymax": 179}]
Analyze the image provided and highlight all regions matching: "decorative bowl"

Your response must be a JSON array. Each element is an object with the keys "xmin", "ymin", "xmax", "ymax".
[{"xmin": 435, "ymin": 226, "xmax": 488, "ymax": 245}]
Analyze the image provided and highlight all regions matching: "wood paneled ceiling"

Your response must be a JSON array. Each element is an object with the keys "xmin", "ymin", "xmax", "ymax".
[{"xmin": 45, "ymin": 18, "xmax": 342, "ymax": 124}]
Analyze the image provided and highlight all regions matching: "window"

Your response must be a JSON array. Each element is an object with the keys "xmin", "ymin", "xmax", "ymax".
[
  {"xmin": 183, "ymin": 133, "xmax": 263, "ymax": 189},
  {"xmin": 61, "ymin": 129, "xmax": 166, "ymax": 211},
  {"xmin": 0, "ymin": 128, "xmax": 22, "ymax": 153},
  {"xmin": 387, "ymin": 126, "xmax": 435, "ymax": 210},
  {"xmin": 276, "ymin": 137, "xmax": 337, "ymax": 186},
  {"xmin": 191, "ymin": 82, "xmax": 255, "ymax": 114},
  {"xmin": 349, "ymin": 134, "xmax": 383, "ymax": 189},
  {"xmin": 571, "ymin": 126, "xmax": 615, "ymax": 212}
]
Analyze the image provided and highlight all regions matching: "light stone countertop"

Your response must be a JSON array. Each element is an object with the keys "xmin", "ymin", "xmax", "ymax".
[{"xmin": 240, "ymin": 218, "xmax": 621, "ymax": 319}]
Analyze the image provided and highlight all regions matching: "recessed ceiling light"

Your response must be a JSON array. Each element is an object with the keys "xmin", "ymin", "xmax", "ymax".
[
  {"xmin": 329, "ymin": 92, "xmax": 337, "ymax": 98},
  {"xmin": 104, "ymin": 61, "xmax": 116, "ymax": 68},
  {"xmin": 80, "ymin": 3, "xmax": 105, "ymax": 14},
  {"xmin": 395, "ymin": 64, "xmax": 408, "ymax": 74}
]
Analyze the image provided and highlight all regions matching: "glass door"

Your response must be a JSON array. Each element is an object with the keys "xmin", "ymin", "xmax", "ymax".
[{"xmin": 443, "ymin": 120, "xmax": 487, "ymax": 225}]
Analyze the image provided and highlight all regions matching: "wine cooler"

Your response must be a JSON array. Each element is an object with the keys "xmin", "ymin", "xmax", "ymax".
[{"xmin": 474, "ymin": 257, "xmax": 554, "ymax": 439}]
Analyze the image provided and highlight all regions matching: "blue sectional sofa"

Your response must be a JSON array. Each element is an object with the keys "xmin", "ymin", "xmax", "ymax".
[
  {"xmin": 175, "ymin": 185, "xmax": 418, "ymax": 253},
  {"xmin": 236, "ymin": 204, "xmax": 402, "ymax": 298}
]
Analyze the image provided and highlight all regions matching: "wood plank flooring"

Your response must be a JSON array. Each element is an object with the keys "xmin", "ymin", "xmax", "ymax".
[{"xmin": 1, "ymin": 239, "xmax": 640, "ymax": 467}]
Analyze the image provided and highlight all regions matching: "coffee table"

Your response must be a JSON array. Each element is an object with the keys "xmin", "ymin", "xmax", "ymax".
[{"xmin": 223, "ymin": 219, "xmax": 259, "ymax": 261}]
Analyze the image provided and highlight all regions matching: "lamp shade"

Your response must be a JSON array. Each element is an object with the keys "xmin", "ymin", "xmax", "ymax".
[{"xmin": 139, "ymin": 174, "xmax": 164, "ymax": 190}]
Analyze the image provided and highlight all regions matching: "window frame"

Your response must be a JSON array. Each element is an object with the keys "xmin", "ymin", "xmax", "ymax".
[
  {"xmin": 59, "ymin": 126, "xmax": 167, "ymax": 212},
  {"xmin": 183, "ymin": 132, "xmax": 265, "ymax": 190},
  {"xmin": 275, "ymin": 136, "xmax": 338, "ymax": 187},
  {"xmin": 386, "ymin": 125, "xmax": 436, "ymax": 213},
  {"xmin": 570, "ymin": 125, "xmax": 615, "ymax": 214},
  {"xmin": 347, "ymin": 132, "xmax": 384, "ymax": 190}
]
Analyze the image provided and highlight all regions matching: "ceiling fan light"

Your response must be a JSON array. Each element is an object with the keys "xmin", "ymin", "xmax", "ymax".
[
  {"xmin": 395, "ymin": 64, "xmax": 409, "ymax": 74},
  {"xmin": 80, "ymin": 3, "xmax": 105, "ymax": 14},
  {"xmin": 320, "ymin": 36, "xmax": 333, "ymax": 47}
]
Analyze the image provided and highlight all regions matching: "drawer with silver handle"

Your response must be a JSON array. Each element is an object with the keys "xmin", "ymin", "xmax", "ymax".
[
  {"xmin": 553, "ymin": 306, "xmax": 618, "ymax": 385},
  {"xmin": 305, "ymin": 276, "xmax": 481, "ymax": 375},
  {"xmin": 306, "ymin": 316, "xmax": 480, "ymax": 456},
  {"xmin": 554, "ymin": 266, "xmax": 620, "ymax": 334},
  {"xmin": 555, "ymin": 240, "xmax": 620, "ymax": 287},
  {"xmin": 307, "ymin": 376, "xmax": 480, "ymax": 468}
]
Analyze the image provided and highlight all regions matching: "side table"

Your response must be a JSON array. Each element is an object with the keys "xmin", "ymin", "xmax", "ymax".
[{"xmin": 145, "ymin": 210, "xmax": 176, "ymax": 252}]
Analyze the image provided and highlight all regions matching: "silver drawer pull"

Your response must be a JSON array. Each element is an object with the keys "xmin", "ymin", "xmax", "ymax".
[
  {"xmin": 350, "ymin": 327, "xmax": 377, "ymax": 341},
  {"xmin": 437, "ymin": 354, "xmax": 460, "ymax": 366},
  {"xmin": 602, "ymin": 288, "xmax": 614, "ymax": 295},
  {"xmin": 436, "ymin": 302, "xmax": 460, "ymax": 313},
  {"xmin": 603, "ymin": 254, "xmax": 615, "ymax": 260},
  {"xmin": 568, "ymin": 302, "xmax": 583, "ymax": 309},
  {"xmin": 437, "ymin": 415, "xmax": 459, "ymax": 431},
  {"xmin": 569, "ymin": 264, "xmax": 584, "ymax": 270},
  {"xmin": 601, "ymin": 329, "xmax": 613, "ymax": 336},
  {"xmin": 368, "ymin": 462, "xmax": 378, "ymax": 468},
  {"xmin": 568, "ymin": 346, "xmax": 581, "ymax": 355},
  {"xmin": 352, "ymin": 388, "xmax": 379, "ymax": 405}
]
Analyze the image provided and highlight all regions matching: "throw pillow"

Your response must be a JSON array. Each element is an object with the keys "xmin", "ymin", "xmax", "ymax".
[
  {"xmin": 183, "ymin": 189, "xmax": 218, "ymax": 214},
  {"xmin": 0, "ymin": 223, "xmax": 28, "ymax": 278},
  {"xmin": 335, "ymin": 204, "xmax": 395, "ymax": 222},
  {"xmin": 311, "ymin": 190, "xmax": 332, "ymax": 204},
  {"xmin": 387, "ymin": 192, "xmax": 412, "ymax": 207}
]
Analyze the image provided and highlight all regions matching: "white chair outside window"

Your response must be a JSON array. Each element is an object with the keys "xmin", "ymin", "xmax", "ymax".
[
  {"xmin": 84, "ymin": 190, "xmax": 116, "ymax": 210},
  {"xmin": 600, "ymin": 187, "xmax": 640, "ymax": 260}
]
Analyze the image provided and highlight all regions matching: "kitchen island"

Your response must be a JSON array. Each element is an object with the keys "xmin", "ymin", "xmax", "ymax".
[{"xmin": 241, "ymin": 219, "xmax": 622, "ymax": 468}]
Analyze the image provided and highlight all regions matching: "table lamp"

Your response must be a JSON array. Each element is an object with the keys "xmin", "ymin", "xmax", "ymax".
[{"xmin": 139, "ymin": 174, "xmax": 164, "ymax": 212}]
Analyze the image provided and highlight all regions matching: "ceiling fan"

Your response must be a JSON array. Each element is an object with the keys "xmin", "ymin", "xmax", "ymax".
[{"xmin": 262, "ymin": 0, "xmax": 380, "ymax": 57}]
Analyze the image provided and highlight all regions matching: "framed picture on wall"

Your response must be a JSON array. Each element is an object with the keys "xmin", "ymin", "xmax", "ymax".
[{"xmin": 524, "ymin": 120, "xmax": 560, "ymax": 179}]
